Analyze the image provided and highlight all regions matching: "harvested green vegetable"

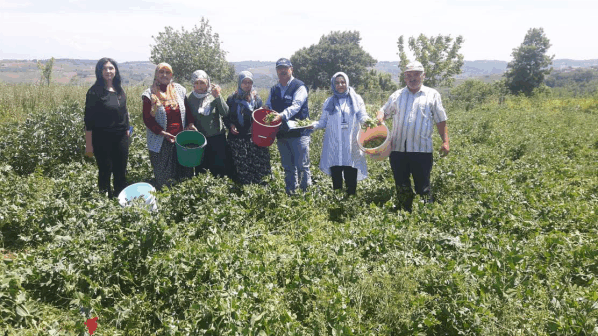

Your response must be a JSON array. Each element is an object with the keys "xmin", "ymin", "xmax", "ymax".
[
  {"xmin": 262, "ymin": 112, "xmax": 277, "ymax": 124},
  {"xmin": 363, "ymin": 136, "xmax": 386, "ymax": 149},
  {"xmin": 362, "ymin": 119, "xmax": 378, "ymax": 130},
  {"xmin": 183, "ymin": 143, "xmax": 201, "ymax": 149},
  {"xmin": 294, "ymin": 118, "xmax": 312, "ymax": 127}
]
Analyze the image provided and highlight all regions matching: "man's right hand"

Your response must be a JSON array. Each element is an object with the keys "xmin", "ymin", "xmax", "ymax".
[{"xmin": 376, "ymin": 110, "xmax": 385, "ymax": 125}]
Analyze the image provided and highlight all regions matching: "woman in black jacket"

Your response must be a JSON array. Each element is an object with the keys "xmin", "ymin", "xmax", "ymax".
[{"xmin": 84, "ymin": 57, "xmax": 130, "ymax": 197}]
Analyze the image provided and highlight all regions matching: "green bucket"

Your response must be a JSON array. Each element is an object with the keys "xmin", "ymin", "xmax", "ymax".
[{"xmin": 175, "ymin": 131, "xmax": 207, "ymax": 167}]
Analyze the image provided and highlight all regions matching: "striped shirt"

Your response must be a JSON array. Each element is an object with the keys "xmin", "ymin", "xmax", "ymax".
[{"xmin": 381, "ymin": 85, "xmax": 447, "ymax": 153}]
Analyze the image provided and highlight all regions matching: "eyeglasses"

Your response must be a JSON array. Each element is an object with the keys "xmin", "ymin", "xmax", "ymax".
[{"xmin": 404, "ymin": 72, "xmax": 423, "ymax": 79}]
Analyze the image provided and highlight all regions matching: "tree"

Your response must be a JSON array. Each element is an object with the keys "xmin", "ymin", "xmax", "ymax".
[
  {"xmin": 150, "ymin": 18, "xmax": 234, "ymax": 83},
  {"xmin": 397, "ymin": 34, "xmax": 464, "ymax": 88},
  {"xmin": 37, "ymin": 57, "xmax": 55, "ymax": 86},
  {"xmin": 504, "ymin": 28, "xmax": 554, "ymax": 96},
  {"xmin": 356, "ymin": 69, "xmax": 398, "ymax": 94},
  {"xmin": 290, "ymin": 31, "xmax": 377, "ymax": 89}
]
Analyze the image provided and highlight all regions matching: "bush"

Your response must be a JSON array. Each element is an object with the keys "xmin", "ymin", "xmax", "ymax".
[
  {"xmin": 0, "ymin": 100, "xmax": 86, "ymax": 175},
  {"xmin": 448, "ymin": 79, "xmax": 500, "ymax": 110}
]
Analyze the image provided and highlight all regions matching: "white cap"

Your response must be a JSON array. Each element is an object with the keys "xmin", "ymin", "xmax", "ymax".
[{"xmin": 405, "ymin": 61, "xmax": 424, "ymax": 72}]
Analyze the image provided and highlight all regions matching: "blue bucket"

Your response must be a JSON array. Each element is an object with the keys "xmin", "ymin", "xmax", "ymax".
[{"xmin": 118, "ymin": 182, "xmax": 157, "ymax": 211}]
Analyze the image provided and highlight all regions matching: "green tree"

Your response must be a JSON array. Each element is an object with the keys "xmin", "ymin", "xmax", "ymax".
[
  {"xmin": 397, "ymin": 34, "xmax": 464, "ymax": 88},
  {"xmin": 37, "ymin": 57, "xmax": 55, "ymax": 86},
  {"xmin": 357, "ymin": 70, "xmax": 398, "ymax": 94},
  {"xmin": 290, "ymin": 31, "xmax": 377, "ymax": 89},
  {"xmin": 504, "ymin": 28, "xmax": 554, "ymax": 96},
  {"xmin": 150, "ymin": 18, "xmax": 234, "ymax": 83}
]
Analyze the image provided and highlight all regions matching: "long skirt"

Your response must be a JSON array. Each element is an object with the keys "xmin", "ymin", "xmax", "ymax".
[
  {"xmin": 149, "ymin": 139, "xmax": 194, "ymax": 189},
  {"xmin": 195, "ymin": 133, "xmax": 230, "ymax": 178},
  {"xmin": 228, "ymin": 136, "xmax": 271, "ymax": 185}
]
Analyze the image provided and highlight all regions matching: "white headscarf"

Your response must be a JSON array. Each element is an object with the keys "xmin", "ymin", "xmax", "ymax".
[{"xmin": 190, "ymin": 70, "xmax": 213, "ymax": 115}]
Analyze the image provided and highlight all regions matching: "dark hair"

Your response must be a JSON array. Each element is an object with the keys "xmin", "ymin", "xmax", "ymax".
[{"xmin": 93, "ymin": 57, "xmax": 124, "ymax": 96}]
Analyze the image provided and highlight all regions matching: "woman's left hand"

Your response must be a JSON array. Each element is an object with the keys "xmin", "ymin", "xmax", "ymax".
[
  {"xmin": 211, "ymin": 84, "xmax": 221, "ymax": 98},
  {"xmin": 185, "ymin": 124, "xmax": 198, "ymax": 132}
]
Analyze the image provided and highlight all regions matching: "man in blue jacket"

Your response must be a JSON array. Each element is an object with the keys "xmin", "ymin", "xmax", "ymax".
[{"xmin": 267, "ymin": 58, "xmax": 311, "ymax": 194}]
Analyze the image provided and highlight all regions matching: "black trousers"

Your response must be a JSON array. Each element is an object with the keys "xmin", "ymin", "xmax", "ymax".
[
  {"xmin": 330, "ymin": 166, "xmax": 358, "ymax": 195},
  {"xmin": 195, "ymin": 133, "xmax": 231, "ymax": 178},
  {"xmin": 92, "ymin": 130, "xmax": 129, "ymax": 198},
  {"xmin": 389, "ymin": 151, "xmax": 433, "ymax": 211}
]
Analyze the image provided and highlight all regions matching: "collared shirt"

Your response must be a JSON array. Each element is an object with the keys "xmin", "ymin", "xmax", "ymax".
[
  {"xmin": 266, "ymin": 76, "xmax": 308, "ymax": 121},
  {"xmin": 381, "ymin": 85, "xmax": 447, "ymax": 153}
]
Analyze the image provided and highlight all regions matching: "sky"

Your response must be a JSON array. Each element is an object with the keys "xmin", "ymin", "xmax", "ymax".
[{"xmin": 0, "ymin": 0, "xmax": 595, "ymax": 63}]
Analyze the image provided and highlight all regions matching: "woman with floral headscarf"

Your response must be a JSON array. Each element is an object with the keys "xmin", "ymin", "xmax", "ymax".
[
  {"xmin": 142, "ymin": 63, "xmax": 197, "ymax": 189},
  {"xmin": 312, "ymin": 72, "xmax": 369, "ymax": 195},
  {"xmin": 186, "ymin": 70, "xmax": 230, "ymax": 178},
  {"xmin": 224, "ymin": 71, "xmax": 271, "ymax": 185}
]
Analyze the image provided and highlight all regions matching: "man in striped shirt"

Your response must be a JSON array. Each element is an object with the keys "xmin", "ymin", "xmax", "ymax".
[{"xmin": 376, "ymin": 61, "xmax": 450, "ymax": 211}]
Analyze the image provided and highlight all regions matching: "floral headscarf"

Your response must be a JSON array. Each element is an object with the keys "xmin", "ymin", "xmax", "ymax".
[{"xmin": 149, "ymin": 63, "xmax": 178, "ymax": 116}]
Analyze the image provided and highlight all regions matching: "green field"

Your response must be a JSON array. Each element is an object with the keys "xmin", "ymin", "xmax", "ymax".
[{"xmin": 1, "ymin": 84, "xmax": 597, "ymax": 335}]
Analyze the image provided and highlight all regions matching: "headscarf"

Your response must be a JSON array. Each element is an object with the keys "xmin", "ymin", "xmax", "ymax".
[
  {"xmin": 324, "ymin": 72, "xmax": 360, "ymax": 115},
  {"xmin": 234, "ymin": 71, "xmax": 258, "ymax": 126},
  {"xmin": 190, "ymin": 70, "xmax": 211, "ymax": 100},
  {"xmin": 150, "ymin": 63, "xmax": 179, "ymax": 117},
  {"xmin": 190, "ymin": 70, "xmax": 213, "ymax": 116},
  {"xmin": 331, "ymin": 72, "xmax": 350, "ymax": 99}
]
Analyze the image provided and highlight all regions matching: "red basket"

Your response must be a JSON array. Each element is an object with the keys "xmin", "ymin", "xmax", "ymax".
[{"xmin": 251, "ymin": 108, "xmax": 281, "ymax": 147}]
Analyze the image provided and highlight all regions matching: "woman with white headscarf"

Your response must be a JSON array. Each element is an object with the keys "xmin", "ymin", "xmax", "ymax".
[
  {"xmin": 312, "ymin": 72, "xmax": 369, "ymax": 195},
  {"xmin": 142, "ymin": 63, "xmax": 197, "ymax": 189},
  {"xmin": 186, "ymin": 70, "xmax": 230, "ymax": 178},
  {"xmin": 224, "ymin": 71, "xmax": 271, "ymax": 185}
]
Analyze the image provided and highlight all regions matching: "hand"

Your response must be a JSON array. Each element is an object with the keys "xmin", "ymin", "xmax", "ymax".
[
  {"xmin": 85, "ymin": 144, "xmax": 93, "ymax": 158},
  {"xmin": 84, "ymin": 131, "xmax": 93, "ymax": 157},
  {"xmin": 163, "ymin": 131, "xmax": 176, "ymax": 143},
  {"xmin": 230, "ymin": 124, "xmax": 239, "ymax": 135},
  {"xmin": 185, "ymin": 124, "xmax": 198, "ymax": 131},
  {"xmin": 376, "ymin": 111, "xmax": 385, "ymax": 125},
  {"xmin": 271, "ymin": 112, "xmax": 282, "ymax": 124},
  {"xmin": 439, "ymin": 142, "xmax": 450, "ymax": 157},
  {"xmin": 210, "ymin": 84, "xmax": 221, "ymax": 98}
]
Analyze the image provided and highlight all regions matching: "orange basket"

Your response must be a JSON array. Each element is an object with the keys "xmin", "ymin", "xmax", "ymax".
[{"xmin": 357, "ymin": 124, "xmax": 391, "ymax": 161}]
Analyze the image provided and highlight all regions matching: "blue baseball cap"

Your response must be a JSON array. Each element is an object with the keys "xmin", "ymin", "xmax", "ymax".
[{"xmin": 275, "ymin": 58, "xmax": 292, "ymax": 68}]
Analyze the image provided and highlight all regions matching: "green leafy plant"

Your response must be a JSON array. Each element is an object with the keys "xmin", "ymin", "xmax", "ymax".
[{"xmin": 1, "ymin": 84, "xmax": 597, "ymax": 335}]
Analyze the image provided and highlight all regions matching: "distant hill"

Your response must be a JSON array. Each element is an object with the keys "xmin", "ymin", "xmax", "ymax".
[
  {"xmin": 0, "ymin": 58, "xmax": 155, "ymax": 86},
  {"xmin": 2, "ymin": 58, "xmax": 597, "ymax": 87}
]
